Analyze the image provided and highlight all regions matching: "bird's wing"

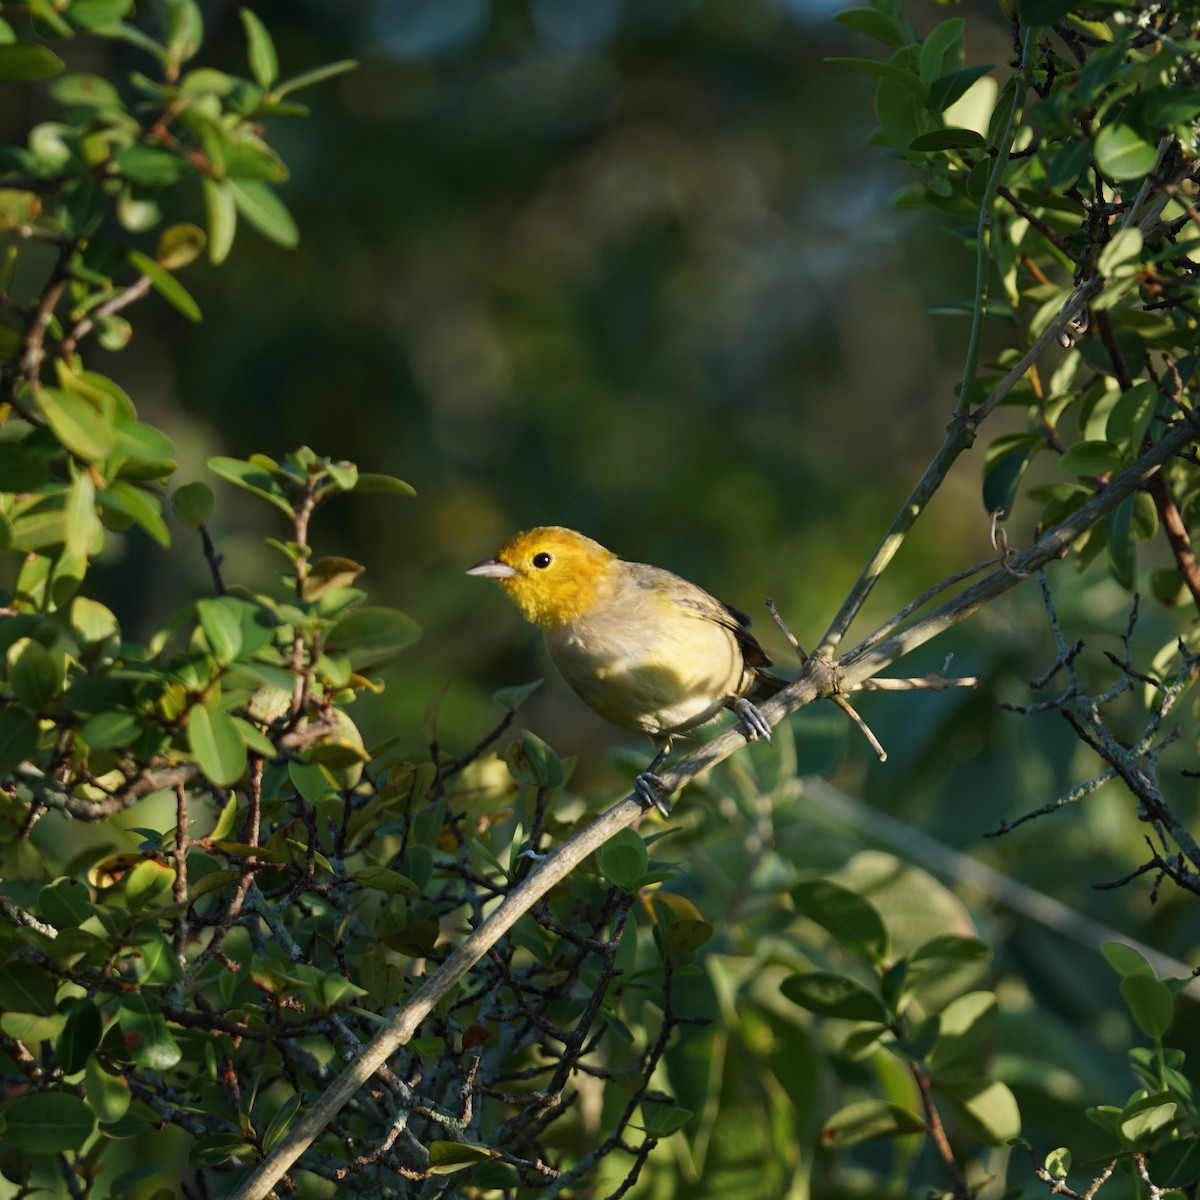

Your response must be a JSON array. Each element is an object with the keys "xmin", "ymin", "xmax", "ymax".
[{"xmin": 628, "ymin": 563, "xmax": 774, "ymax": 669}]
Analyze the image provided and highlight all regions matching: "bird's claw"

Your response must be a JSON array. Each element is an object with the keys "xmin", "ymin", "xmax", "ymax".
[
  {"xmin": 634, "ymin": 771, "xmax": 673, "ymax": 818},
  {"xmin": 734, "ymin": 697, "xmax": 772, "ymax": 743}
]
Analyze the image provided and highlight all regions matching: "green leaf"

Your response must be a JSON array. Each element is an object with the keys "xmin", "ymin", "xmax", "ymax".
[
  {"xmin": 0, "ymin": 43, "xmax": 65, "ymax": 82},
  {"xmin": 36, "ymin": 386, "xmax": 115, "ymax": 463},
  {"xmin": 1, "ymin": 1091, "xmax": 96, "ymax": 1152},
  {"xmin": 128, "ymin": 250, "xmax": 202, "ymax": 322},
  {"xmin": 1097, "ymin": 227, "xmax": 1144, "ymax": 276},
  {"xmin": 99, "ymin": 481, "xmax": 171, "ymax": 547},
  {"xmin": 928, "ymin": 991, "xmax": 996, "ymax": 1072},
  {"xmin": 780, "ymin": 972, "xmax": 889, "ymax": 1022},
  {"xmin": 1059, "ymin": 440, "xmax": 1122, "ymax": 476},
  {"xmin": 68, "ymin": 0, "xmax": 133, "ymax": 31},
  {"xmin": 229, "ymin": 179, "xmax": 298, "ymax": 247},
  {"xmin": 1121, "ymin": 973, "xmax": 1174, "ymax": 1039},
  {"xmin": 111, "ymin": 419, "xmax": 177, "ymax": 480},
  {"xmin": 1048, "ymin": 139, "xmax": 1090, "ymax": 190},
  {"xmin": 71, "ymin": 596, "xmax": 119, "ymax": 645},
  {"xmin": 1101, "ymin": 941, "xmax": 1157, "ymax": 978},
  {"xmin": 270, "ymin": 57, "xmax": 357, "ymax": 100},
  {"xmin": 984, "ymin": 433, "xmax": 1042, "ymax": 519},
  {"xmin": 51, "ymin": 72, "xmax": 123, "ymax": 108},
  {"xmin": 81, "ymin": 709, "xmax": 142, "ymax": 748},
  {"xmin": 0, "ymin": 188, "xmax": 41, "ymax": 228},
  {"xmin": 203, "ymin": 178, "xmax": 238, "ymax": 264},
  {"xmin": 124, "ymin": 859, "xmax": 176, "ymax": 909},
  {"xmin": 426, "ymin": 1141, "xmax": 501, "ymax": 1174},
  {"xmin": 262, "ymin": 1093, "xmax": 301, "ymax": 1153},
  {"xmin": 918, "ymin": 18, "xmax": 963, "ymax": 83},
  {"xmin": 173, "ymin": 481, "xmax": 214, "ymax": 529},
  {"xmin": 85, "ymin": 1058, "xmax": 131, "ymax": 1123},
  {"xmin": 351, "ymin": 472, "xmax": 417, "ymax": 496},
  {"xmin": 909, "ymin": 127, "xmax": 986, "ymax": 151},
  {"xmin": 188, "ymin": 1133, "xmax": 255, "ymax": 1167},
  {"xmin": 821, "ymin": 1098, "xmax": 927, "ymax": 1147},
  {"xmin": 325, "ymin": 606, "xmax": 421, "ymax": 672},
  {"xmin": 7, "ymin": 636, "xmax": 60, "ymax": 708},
  {"xmin": 165, "ymin": 0, "xmax": 203, "ymax": 68},
  {"xmin": 197, "ymin": 596, "xmax": 245, "ymax": 665},
  {"xmin": 301, "ymin": 555, "xmax": 364, "ymax": 601},
  {"xmin": 1045, "ymin": 1147, "xmax": 1071, "ymax": 1180},
  {"xmin": 911, "ymin": 934, "xmax": 991, "ymax": 964},
  {"xmin": 1094, "ymin": 123, "xmax": 1158, "ymax": 181},
  {"xmin": 598, "ymin": 828, "xmax": 649, "ymax": 890},
  {"xmin": 0, "ymin": 706, "xmax": 39, "ymax": 774},
  {"xmin": 239, "ymin": 7, "xmax": 278, "ymax": 88},
  {"xmin": 638, "ymin": 1100, "xmax": 693, "ymax": 1137},
  {"xmin": 56, "ymin": 997, "xmax": 102, "ymax": 1073},
  {"xmin": 1120, "ymin": 1093, "xmax": 1176, "ymax": 1142},
  {"xmin": 38, "ymin": 877, "xmax": 94, "ymax": 927},
  {"xmin": 356, "ymin": 866, "xmax": 419, "ymax": 896},
  {"xmin": 791, "ymin": 878, "xmax": 888, "ymax": 962},
  {"xmin": 187, "ymin": 703, "xmax": 247, "ymax": 787},
  {"xmin": 493, "ymin": 679, "xmax": 542, "ymax": 709},
  {"xmin": 1105, "ymin": 494, "xmax": 1135, "ymax": 590},
  {"xmin": 113, "ymin": 144, "xmax": 187, "ymax": 185},
  {"xmin": 1, "ymin": 1010, "xmax": 66, "ymax": 1042},
  {"xmin": 156, "ymin": 222, "xmax": 206, "ymax": 269},
  {"xmin": 936, "ymin": 1077, "xmax": 1021, "ymax": 1145},
  {"xmin": 0, "ymin": 962, "xmax": 57, "ymax": 1015},
  {"xmin": 64, "ymin": 472, "xmax": 99, "ymax": 567},
  {"xmin": 927, "ymin": 63, "xmax": 993, "ymax": 113},
  {"xmin": 661, "ymin": 918, "xmax": 712, "ymax": 964},
  {"xmin": 504, "ymin": 729, "xmax": 565, "ymax": 788},
  {"xmin": 117, "ymin": 994, "xmax": 182, "ymax": 1069},
  {"xmin": 1106, "ymin": 380, "xmax": 1157, "ymax": 457},
  {"xmin": 832, "ymin": 8, "xmax": 905, "ymax": 47},
  {"xmin": 207, "ymin": 455, "xmax": 295, "ymax": 514}
]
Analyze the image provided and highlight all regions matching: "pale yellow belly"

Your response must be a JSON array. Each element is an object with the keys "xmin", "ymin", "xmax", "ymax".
[{"xmin": 546, "ymin": 613, "xmax": 747, "ymax": 737}]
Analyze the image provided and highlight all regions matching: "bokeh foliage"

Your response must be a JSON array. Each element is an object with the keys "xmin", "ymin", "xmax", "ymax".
[{"xmin": 2, "ymin": 1, "xmax": 1200, "ymax": 1199}]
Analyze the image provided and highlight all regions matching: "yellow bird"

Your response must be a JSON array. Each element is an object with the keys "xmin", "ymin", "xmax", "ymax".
[{"xmin": 467, "ymin": 526, "xmax": 783, "ymax": 812}]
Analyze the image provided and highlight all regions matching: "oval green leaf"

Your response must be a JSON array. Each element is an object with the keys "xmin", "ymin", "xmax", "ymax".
[
  {"xmin": 1, "ymin": 1091, "xmax": 96, "ymax": 1152},
  {"xmin": 36, "ymin": 386, "xmax": 114, "ymax": 463},
  {"xmin": 781, "ymin": 971, "xmax": 889, "ymax": 1022},
  {"xmin": 325, "ymin": 606, "xmax": 421, "ymax": 672},
  {"xmin": 792, "ymin": 878, "xmax": 889, "ymax": 962},
  {"xmin": 1120, "ymin": 973, "xmax": 1174, "ymax": 1039},
  {"xmin": 187, "ymin": 702, "xmax": 247, "ymax": 787},
  {"xmin": 598, "ymin": 828, "xmax": 649, "ymax": 891}
]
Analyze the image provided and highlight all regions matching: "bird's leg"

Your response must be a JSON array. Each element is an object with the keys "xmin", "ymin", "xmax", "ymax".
[
  {"xmin": 732, "ymin": 697, "xmax": 772, "ymax": 743},
  {"xmin": 634, "ymin": 741, "xmax": 673, "ymax": 818}
]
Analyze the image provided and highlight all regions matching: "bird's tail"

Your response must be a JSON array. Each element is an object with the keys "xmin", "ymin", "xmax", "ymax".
[{"xmin": 751, "ymin": 668, "xmax": 789, "ymax": 700}]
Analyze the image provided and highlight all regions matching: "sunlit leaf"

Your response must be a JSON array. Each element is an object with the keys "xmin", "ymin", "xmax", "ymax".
[{"xmin": 187, "ymin": 702, "xmax": 247, "ymax": 787}]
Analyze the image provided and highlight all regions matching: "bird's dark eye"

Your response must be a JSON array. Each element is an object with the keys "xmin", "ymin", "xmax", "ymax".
[{"xmin": 532, "ymin": 552, "xmax": 553, "ymax": 569}]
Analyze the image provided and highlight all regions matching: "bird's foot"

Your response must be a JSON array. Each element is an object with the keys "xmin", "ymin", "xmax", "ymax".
[
  {"xmin": 634, "ymin": 771, "xmax": 673, "ymax": 818},
  {"xmin": 734, "ymin": 697, "xmax": 772, "ymax": 743}
]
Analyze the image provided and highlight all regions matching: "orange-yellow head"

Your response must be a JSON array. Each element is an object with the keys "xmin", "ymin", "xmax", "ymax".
[{"xmin": 467, "ymin": 526, "xmax": 617, "ymax": 627}]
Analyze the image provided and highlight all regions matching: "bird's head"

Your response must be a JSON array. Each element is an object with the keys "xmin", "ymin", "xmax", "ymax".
[{"xmin": 467, "ymin": 526, "xmax": 617, "ymax": 627}]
